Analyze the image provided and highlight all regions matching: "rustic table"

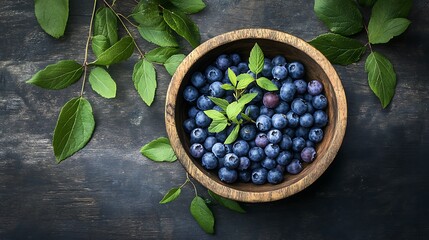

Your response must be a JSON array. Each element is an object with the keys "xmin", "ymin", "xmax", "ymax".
[{"xmin": 1, "ymin": 0, "xmax": 428, "ymax": 239}]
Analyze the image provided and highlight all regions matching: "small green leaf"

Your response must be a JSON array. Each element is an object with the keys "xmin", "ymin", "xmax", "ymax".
[
  {"xmin": 92, "ymin": 36, "xmax": 134, "ymax": 66},
  {"xmin": 53, "ymin": 97, "xmax": 95, "ymax": 163},
  {"xmin": 248, "ymin": 43, "xmax": 264, "ymax": 75},
  {"xmin": 256, "ymin": 77, "xmax": 278, "ymax": 91},
  {"xmin": 137, "ymin": 21, "xmax": 178, "ymax": 47},
  {"xmin": 208, "ymin": 97, "xmax": 229, "ymax": 110},
  {"xmin": 204, "ymin": 110, "xmax": 227, "ymax": 121},
  {"xmin": 358, "ymin": 0, "xmax": 377, "ymax": 7},
  {"xmin": 240, "ymin": 113, "xmax": 253, "ymax": 122},
  {"xmin": 208, "ymin": 119, "xmax": 228, "ymax": 133},
  {"xmin": 169, "ymin": 0, "xmax": 206, "ymax": 14},
  {"xmin": 88, "ymin": 67, "xmax": 116, "ymax": 99},
  {"xmin": 369, "ymin": 18, "xmax": 411, "ymax": 44},
  {"xmin": 227, "ymin": 68, "xmax": 238, "ymax": 87},
  {"xmin": 236, "ymin": 73, "xmax": 255, "ymax": 89},
  {"xmin": 314, "ymin": 0, "xmax": 363, "ymax": 36},
  {"xmin": 140, "ymin": 137, "xmax": 177, "ymax": 162},
  {"xmin": 163, "ymin": 8, "xmax": 200, "ymax": 48},
  {"xmin": 159, "ymin": 187, "xmax": 181, "ymax": 204},
  {"xmin": 133, "ymin": 59, "xmax": 157, "ymax": 106},
  {"xmin": 226, "ymin": 101, "xmax": 244, "ymax": 121},
  {"xmin": 221, "ymin": 84, "xmax": 235, "ymax": 91},
  {"xmin": 224, "ymin": 124, "xmax": 240, "ymax": 144},
  {"xmin": 190, "ymin": 196, "xmax": 214, "ymax": 234},
  {"xmin": 145, "ymin": 47, "xmax": 180, "ymax": 63},
  {"xmin": 93, "ymin": 7, "xmax": 118, "ymax": 46},
  {"xmin": 91, "ymin": 35, "xmax": 110, "ymax": 57},
  {"xmin": 164, "ymin": 54, "xmax": 186, "ymax": 76},
  {"xmin": 208, "ymin": 190, "xmax": 246, "ymax": 213},
  {"xmin": 365, "ymin": 51, "xmax": 396, "ymax": 108},
  {"xmin": 131, "ymin": 0, "xmax": 164, "ymax": 27},
  {"xmin": 309, "ymin": 33, "xmax": 367, "ymax": 65},
  {"xmin": 34, "ymin": 0, "xmax": 68, "ymax": 38},
  {"xmin": 26, "ymin": 60, "xmax": 83, "ymax": 90},
  {"xmin": 237, "ymin": 93, "xmax": 257, "ymax": 106}
]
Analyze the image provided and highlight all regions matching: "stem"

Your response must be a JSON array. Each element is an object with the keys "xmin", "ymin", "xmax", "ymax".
[
  {"xmin": 179, "ymin": 176, "xmax": 190, "ymax": 189},
  {"xmin": 102, "ymin": 0, "xmax": 145, "ymax": 58},
  {"xmin": 80, "ymin": 0, "xmax": 98, "ymax": 97},
  {"xmin": 363, "ymin": 23, "xmax": 373, "ymax": 53},
  {"xmin": 118, "ymin": 13, "xmax": 139, "ymax": 28},
  {"xmin": 186, "ymin": 173, "xmax": 198, "ymax": 197}
]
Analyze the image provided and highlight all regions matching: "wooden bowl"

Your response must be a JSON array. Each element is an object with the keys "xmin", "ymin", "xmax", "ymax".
[{"xmin": 165, "ymin": 29, "xmax": 347, "ymax": 203}]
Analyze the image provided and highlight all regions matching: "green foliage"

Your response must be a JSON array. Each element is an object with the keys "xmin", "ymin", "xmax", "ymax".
[
  {"xmin": 207, "ymin": 190, "xmax": 246, "ymax": 213},
  {"xmin": 93, "ymin": 7, "xmax": 118, "ymax": 46},
  {"xmin": 138, "ymin": 21, "xmax": 179, "ymax": 47},
  {"xmin": 164, "ymin": 54, "xmax": 186, "ymax": 75},
  {"xmin": 133, "ymin": 59, "xmax": 157, "ymax": 106},
  {"xmin": 92, "ymin": 36, "xmax": 135, "ymax": 66},
  {"xmin": 190, "ymin": 196, "xmax": 215, "ymax": 234},
  {"xmin": 163, "ymin": 9, "xmax": 201, "ymax": 48},
  {"xmin": 144, "ymin": 47, "xmax": 181, "ymax": 63},
  {"xmin": 169, "ymin": 0, "xmax": 206, "ymax": 14},
  {"xmin": 159, "ymin": 187, "xmax": 182, "ymax": 204},
  {"xmin": 91, "ymin": 35, "xmax": 110, "ymax": 57},
  {"xmin": 88, "ymin": 67, "xmax": 117, "ymax": 99},
  {"xmin": 34, "ymin": 0, "xmax": 69, "ymax": 38},
  {"xmin": 248, "ymin": 43, "xmax": 264, "ymax": 75},
  {"xmin": 140, "ymin": 137, "xmax": 177, "ymax": 162}
]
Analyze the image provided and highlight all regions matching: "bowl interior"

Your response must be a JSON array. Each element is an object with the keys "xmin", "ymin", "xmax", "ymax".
[{"xmin": 166, "ymin": 29, "xmax": 346, "ymax": 202}]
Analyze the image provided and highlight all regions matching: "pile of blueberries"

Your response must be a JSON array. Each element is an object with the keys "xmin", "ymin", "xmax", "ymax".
[{"xmin": 182, "ymin": 51, "xmax": 328, "ymax": 185}]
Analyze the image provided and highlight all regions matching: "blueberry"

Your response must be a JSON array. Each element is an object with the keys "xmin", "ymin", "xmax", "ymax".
[
  {"xmin": 238, "ymin": 170, "xmax": 251, "ymax": 182},
  {"xmin": 275, "ymin": 101, "xmax": 290, "ymax": 114},
  {"xmin": 292, "ymin": 137, "xmax": 306, "ymax": 152},
  {"xmin": 190, "ymin": 143, "xmax": 205, "ymax": 158},
  {"xmin": 271, "ymin": 55, "xmax": 287, "ymax": 66},
  {"xmin": 248, "ymin": 140, "xmax": 257, "ymax": 148},
  {"xmin": 217, "ymin": 157, "xmax": 225, "ymax": 168},
  {"xmin": 286, "ymin": 111, "xmax": 300, "ymax": 128},
  {"xmin": 224, "ymin": 153, "xmax": 240, "ymax": 169},
  {"xmin": 208, "ymin": 81, "xmax": 225, "ymax": 98},
  {"xmin": 291, "ymin": 98, "xmax": 308, "ymax": 115},
  {"xmin": 202, "ymin": 153, "xmax": 218, "ymax": 170},
  {"xmin": 237, "ymin": 62, "xmax": 249, "ymax": 73},
  {"xmin": 263, "ymin": 92, "xmax": 280, "ymax": 109},
  {"xmin": 276, "ymin": 151, "xmax": 293, "ymax": 166},
  {"xmin": 212, "ymin": 105, "xmax": 223, "ymax": 112},
  {"xmin": 313, "ymin": 110, "xmax": 328, "ymax": 127},
  {"xmin": 262, "ymin": 58, "xmax": 273, "ymax": 77},
  {"xmin": 299, "ymin": 113, "xmax": 314, "ymax": 128},
  {"xmin": 195, "ymin": 111, "xmax": 211, "ymax": 127},
  {"xmin": 183, "ymin": 118, "xmax": 196, "ymax": 133},
  {"xmin": 306, "ymin": 140, "xmax": 315, "ymax": 147},
  {"xmin": 295, "ymin": 126, "xmax": 310, "ymax": 139},
  {"xmin": 260, "ymin": 106, "xmax": 275, "ymax": 117},
  {"xmin": 215, "ymin": 130, "xmax": 227, "ymax": 142},
  {"xmin": 312, "ymin": 94, "xmax": 328, "ymax": 110},
  {"xmin": 307, "ymin": 80, "xmax": 323, "ymax": 96},
  {"xmin": 205, "ymin": 65, "xmax": 223, "ymax": 83},
  {"xmin": 196, "ymin": 95, "xmax": 214, "ymax": 110},
  {"xmin": 264, "ymin": 143, "xmax": 280, "ymax": 158},
  {"xmin": 309, "ymin": 128, "xmax": 324, "ymax": 143},
  {"xmin": 249, "ymin": 86, "xmax": 264, "ymax": 103},
  {"xmin": 199, "ymin": 84, "xmax": 210, "ymax": 95},
  {"xmin": 286, "ymin": 159, "xmax": 302, "ymax": 174},
  {"xmin": 188, "ymin": 106, "xmax": 199, "ymax": 118},
  {"xmin": 275, "ymin": 164, "xmax": 286, "ymax": 173},
  {"xmin": 283, "ymin": 76, "xmax": 294, "ymax": 84},
  {"xmin": 245, "ymin": 105, "xmax": 260, "ymax": 120},
  {"xmin": 256, "ymin": 115, "xmax": 272, "ymax": 132},
  {"xmin": 240, "ymin": 124, "xmax": 257, "ymax": 141},
  {"xmin": 215, "ymin": 54, "xmax": 232, "ymax": 71},
  {"xmin": 251, "ymin": 168, "xmax": 268, "ymax": 185},
  {"xmin": 232, "ymin": 140, "xmax": 250, "ymax": 157},
  {"xmin": 267, "ymin": 129, "xmax": 283, "ymax": 144},
  {"xmin": 225, "ymin": 95, "xmax": 235, "ymax": 103},
  {"xmin": 304, "ymin": 93, "xmax": 313, "ymax": 103},
  {"xmin": 271, "ymin": 79, "xmax": 282, "ymax": 89},
  {"xmin": 267, "ymin": 169, "xmax": 284, "ymax": 184},
  {"xmin": 283, "ymin": 128, "xmax": 295, "ymax": 138},
  {"xmin": 271, "ymin": 113, "xmax": 288, "ymax": 129},
  {"xmin": 183, "ymin": 86, "xmax": 199, "ymax": 102},
  {"xmin": 307, "ymin": 101, "xmax": 315, "ymax": 114},
  {"xmin": 190, "ymin": 128, "xmax": 208, "ymax": 144},
  {"xmin": 255, "ymin": 133, "xmax": 269, "ymax": 148},
  {"xmin": 279, "ymin": 134, "xmax": 293, "ymax": 150},
  {"xmin": 287, "ymin": 62, "xmax": 305, "ymax": 79},
  {"xmin": 250, "ymin": 161, "xmax": 262, "ymax": 170},
  {"xmin": 272, "ymin": 65, "xmax": 288, "ymax": 80},
  {"xmin": 218, "ymin": 167, "xmax": 238, "ymax": 183},
  {"xmin": 248, "ymin": 147, "xmax": 265, "ymax": 162},
  {"xmin": 212, "ymin": 142, "xmax": 227, "ymax": 158},
  {"xmin": 280, "ymin": 82, "xmax": 297, "ymax": 102},
  {"xmin": 261, "ymin": 157, "xmax": 277, "ymax": 170},
  {"xmin": 191, "ymin": 72, "xmax": 206, "ymax": 88},
  {"xmin": 225, "ymin": 144, "xmax": 233, "ymax": 154},
  {"xmin": 203, "ymin": 136, "xmax": 217, "ymax": 151},
  {"xmin": 301, "ymin": 147, "xmax": 316, "ymax": 163},
  {"xmin": 294, "ymin": 79, "xmax": 307, "ymax": 94},
  {"xmin": 293, "ymin": 152, "xmax": 302, "ymax": 161},
  {"xmin": 238, "ymin": 157, "xmax": 251, "ymax": 171},
  {"xmin": 230, "ymin": 53, "xmax": 241, "ymax": 65}
]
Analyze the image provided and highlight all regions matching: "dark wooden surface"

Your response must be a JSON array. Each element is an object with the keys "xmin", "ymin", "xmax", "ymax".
[{"xmin": 1, "ymin": 0, "xmax": 428, "ymax": 239}]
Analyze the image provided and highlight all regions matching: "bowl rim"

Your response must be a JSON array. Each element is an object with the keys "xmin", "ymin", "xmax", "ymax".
[{"xmin": 165, "ymin": 28, "xmax": 347, "ymax": 203}]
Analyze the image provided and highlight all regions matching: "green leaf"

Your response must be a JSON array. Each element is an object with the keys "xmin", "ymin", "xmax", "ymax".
[
  {"xmin": 91, "ymin": 35, "xmax": 110, "ymax": 57},
  {"xmin": 256, "ymin": 77, "xmax": 278, "ymax": 91},
  {"xmin": 169, "ymin": 0, "xmax": 206, "ymax": 14},
  {"xmin": 92, "ymin": 36, "xmax": 134, "ymax": 66},
  {"xmin": 93, "ymin": 7, "xmax": 118, "ymax": 46},
  {"xmin": 204, "ymin": 110, "xmax": 226, "ymax": 121},
  {"xmin": 163, "ymin": 8, "xmax": 200, "ymax": 48},
  {"xmin": 248, "ymin": 43, "xmax": 264, "ymax": 75},
  {"xmin": 368, "ymin": 0, "xmax": 412, "ymax": 44},
  {"xmin": 221, "ymin": 84, "xmax": 235, "ymax": 91},
  {"xmin": 237, "ymin": 93, "xmax": 257, "ymax": 106},
  {"xmin": 358, "ymin": 0, "xmax": 377, "ymax": 7},
  {"xmin": 145, "ymin": 47, "xmax": 180, "ymax": 63},
  {"xmin": 208, "ymin": 97, "xmax": 229, "ymax": 110},
  {"xmin": 190, "ymin": 196, "xmax": 214, "ymax": 234},
  {"xmin": 133, "ymin": 59, "xmax": 157, "ymax": 106},
  {"xmin": 236, "ymin": 73, "xmax": 255, "ymax": 89},
  {"xmin": 226, "ymin": 101, "xmax": 244, "ymax": 121},
  {"xmin": 240, "ymin": 113, "xmax": 253, "ymax": 122},
  {"xmin": 53, "ymin": 97, "xmax": 95, "ymax": 163},
  {"xmin": 34, "ymin": 0, "xmax": 68, "ymax": 38},
  {"xmin": 208, "ymin": 119, "xmax": 228, "ymax": 133},
  {"xmin": 224, "ymin": 124, "xmax": 239, "ymax": 144},
  {"xmin": 309, "ymin": 33, "xmax": 366, "ymax": 65},
  {"xmin": 26, "ymin": 60, "xmax": 83, "ymax": 90},
  {"xmin": 88, "ymin": 67, "xmax": 116, "ymax": 99},
  {"xmin": 227, "ymin": 68, "xmax": 238, "ymax": 87},
  {"xmin": 164, "ymin": 54, "xmax": 186, "ymax": 75},
  {"xmin": 208, "ymin": 190, "xmax": 246, "ymax": 213},
  {"xmin": 365, "ymin": 51, "xmax": 396, "ymax": 108},
  {"xmin": 137, "ymin": 21, "xmax": 178, "ymax": 47},
  {"xmin": 314, "ymin": 0, "xmax": 363, "ymax": 36},
  {"xmin": 131, "ymin": 0, "xmax": 164, "ymax": 27},
  {"xmin": 140, "ymin": 137, "xmax": 177, "ymax": 162},
  {"xmin": 159, "ymin": 187, "xmax": 181, "ymax": 204}
]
